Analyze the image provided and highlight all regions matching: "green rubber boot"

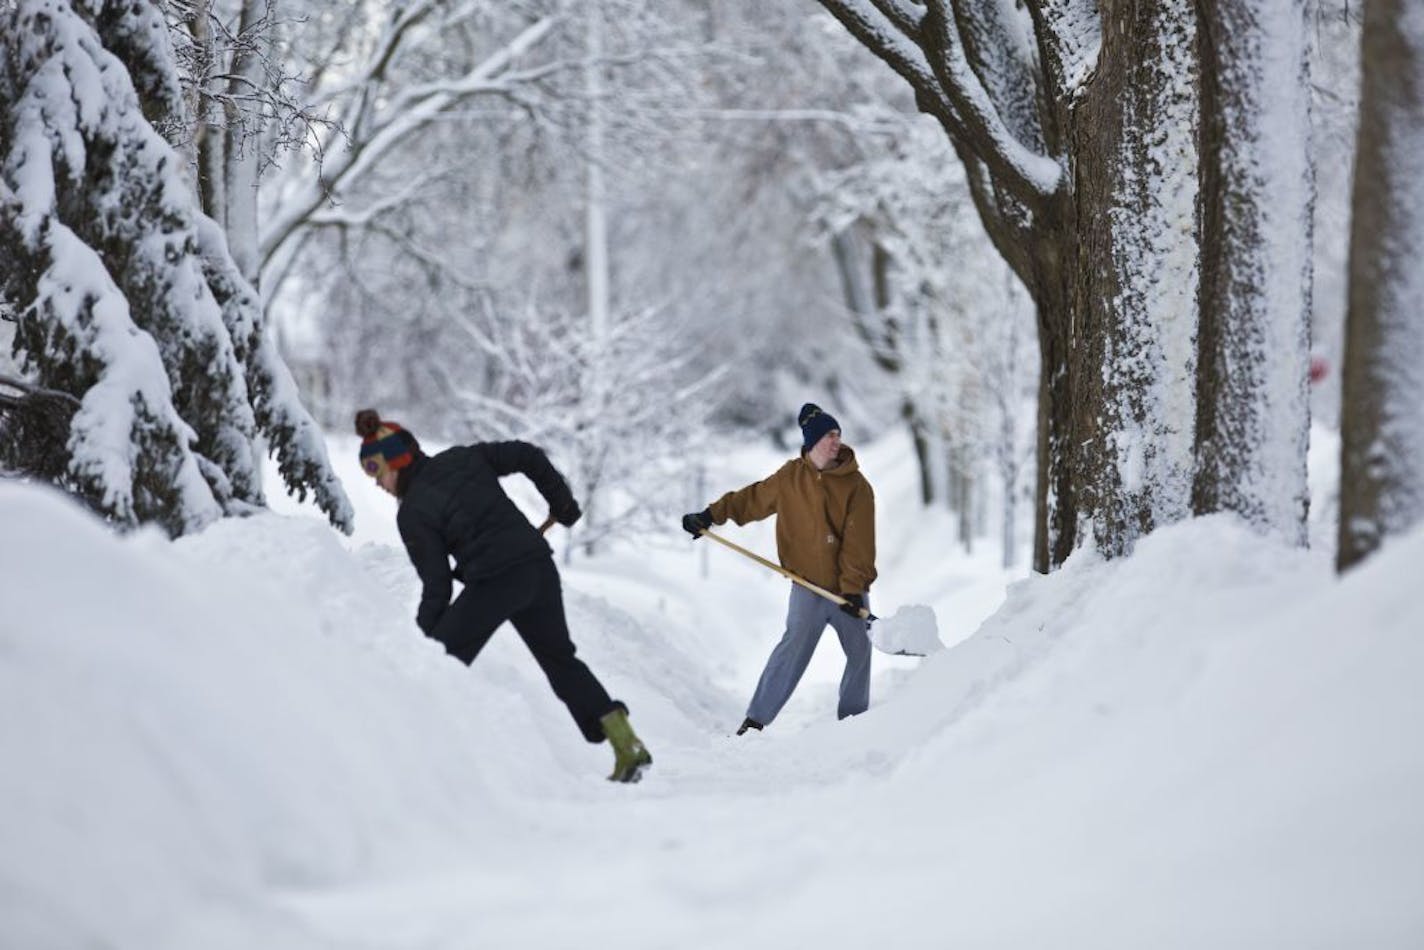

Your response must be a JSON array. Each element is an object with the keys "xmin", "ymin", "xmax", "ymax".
[{"xmin": 600, "ymin": 707, "xmax": 652, "ymax": 783}]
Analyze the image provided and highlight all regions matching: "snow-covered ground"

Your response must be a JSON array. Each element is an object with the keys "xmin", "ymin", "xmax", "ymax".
[{"xmin": 3, "ymin": 429, "xmax": 1422, "ymax": 949}]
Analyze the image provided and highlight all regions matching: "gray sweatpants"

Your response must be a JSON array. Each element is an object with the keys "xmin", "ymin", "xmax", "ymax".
[{"xmin": 745, "ymin": 584, "xmax": 872, "ymax": 726}]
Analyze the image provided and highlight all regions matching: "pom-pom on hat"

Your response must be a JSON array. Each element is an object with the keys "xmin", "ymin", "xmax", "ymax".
[
  {"xmin": 355, "ymin": 409, "xmax": 418, "ymax": 480},
  {"xmin": 798, "ymin": 402, "xmax": 841, "ymax": 452}
]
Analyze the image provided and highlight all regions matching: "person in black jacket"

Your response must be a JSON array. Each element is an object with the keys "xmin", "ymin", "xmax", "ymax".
[{"xmin": 354, "ymin": 409, "xmax": 652, "ymax": 782}]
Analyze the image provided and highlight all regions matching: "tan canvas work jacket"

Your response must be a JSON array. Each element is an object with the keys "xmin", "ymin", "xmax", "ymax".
[{"xmin": 708, "ymin": 446, "xmax": 876, "ymax": 594}]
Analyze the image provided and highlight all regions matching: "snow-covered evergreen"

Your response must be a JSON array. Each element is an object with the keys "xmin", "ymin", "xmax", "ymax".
[{"xmin": 0, "ymin": 0, "xmax": 350, "ymax": 534}]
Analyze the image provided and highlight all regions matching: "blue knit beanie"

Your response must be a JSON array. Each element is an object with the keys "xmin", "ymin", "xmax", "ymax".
[{"xmin": 798, "ymin": 403, "xmax": 841, "ymax": 452}]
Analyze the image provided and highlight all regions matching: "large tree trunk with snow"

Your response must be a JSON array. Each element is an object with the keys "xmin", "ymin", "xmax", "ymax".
[
  {"xmin": 1337, "ymin": 0, "xmax": 1424, "ymax": 571},
  {"xmin": 1068, "ymin": 0, "xmax": 1200, "ymax": 559},
  {"xmin": 1194, "ymin": 0, "xmax": 1313, "ymax": 543},
  {"xmin": 968, "ymin": 1, "xmax": 1202, "ymax": 566}
]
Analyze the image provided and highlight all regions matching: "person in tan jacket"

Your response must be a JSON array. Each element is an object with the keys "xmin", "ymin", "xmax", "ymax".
[{"xmin": 682, "ymin": 403, "xmax": 876, "ymax": 734}]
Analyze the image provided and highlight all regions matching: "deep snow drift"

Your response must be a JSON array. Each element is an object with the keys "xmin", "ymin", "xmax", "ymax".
[{"xmin": 2, "ymin": 432, "xmax": 1422, "ymax": 949}]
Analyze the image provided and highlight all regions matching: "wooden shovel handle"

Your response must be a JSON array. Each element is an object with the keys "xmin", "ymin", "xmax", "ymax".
[{"xmin": 700, "ymin": 528, "xmax": 876, "ymax": 622}]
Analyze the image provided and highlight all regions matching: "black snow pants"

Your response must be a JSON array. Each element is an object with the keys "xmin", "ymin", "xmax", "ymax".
[{"xmin": 430, "ymin": 555, "xmax": 619, "ymax": 743}]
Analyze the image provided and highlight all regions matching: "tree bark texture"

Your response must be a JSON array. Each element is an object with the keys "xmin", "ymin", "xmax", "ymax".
[
  {"xmin": 1338, "ymin": 0, "xmax": 1424, "ymax": 570},
  {"xmin": 1194, "ymin": 0, "xmax": 1312, "ymax": 543},
  {"xmin": 1070, "ymin": 0, "xmax": 1201, "ymax": 559},
  {"xmin": 223, "ymin": 0, "xmax": 270, "ymax": 287}
]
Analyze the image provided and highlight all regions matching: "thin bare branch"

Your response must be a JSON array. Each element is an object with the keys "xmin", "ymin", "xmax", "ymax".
[{"xmin": 259, "ymin": 14, "xmax": 560, "ymax": 280}]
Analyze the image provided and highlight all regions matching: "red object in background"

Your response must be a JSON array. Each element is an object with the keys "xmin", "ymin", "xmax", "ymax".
[{"xmin": 1309, "ymin": 354, "xmax": 1330, "ymax": 385}]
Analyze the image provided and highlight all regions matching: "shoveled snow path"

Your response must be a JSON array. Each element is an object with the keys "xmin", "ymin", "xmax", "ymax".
[{"xmin": 274, "ymin": 518, "xmax": 1424, "ymax": 950}]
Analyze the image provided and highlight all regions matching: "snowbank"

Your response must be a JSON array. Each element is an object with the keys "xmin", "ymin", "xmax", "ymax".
[
  {"xmin": 3, "ymin": 472, "xmax": 1422, "ymax": 949},
  {"xmin": 0, "ymin": 483, "xmax": 492, "ymax": 946}
]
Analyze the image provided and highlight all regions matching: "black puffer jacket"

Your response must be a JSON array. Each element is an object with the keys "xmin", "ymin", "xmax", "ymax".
[{"xmin": 396, "ymin": 441, "xmax": 580, "ymax": 633}]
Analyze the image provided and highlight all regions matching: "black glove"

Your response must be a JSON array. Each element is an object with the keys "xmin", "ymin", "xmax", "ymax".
[
  {"xmin": 552, "ymin": 499, "xmax": 582, "ymax": 528},
  {"xmin": 681, "ymin": 508, "xmax": 713, "ymax": 539},
  {"xmin": 839, "ymin": 593, "xmax": 866, "ymax": 619}
]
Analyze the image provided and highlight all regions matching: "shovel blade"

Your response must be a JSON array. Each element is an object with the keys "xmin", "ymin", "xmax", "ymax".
[{"xmin": 867, "ymin": 604, "xmax": 943, "ymax": 657}]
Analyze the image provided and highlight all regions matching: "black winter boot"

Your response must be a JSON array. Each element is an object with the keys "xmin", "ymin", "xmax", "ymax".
[{"xmin": 736, "ymin": 717, "xmax": 763, "ymax": 736}]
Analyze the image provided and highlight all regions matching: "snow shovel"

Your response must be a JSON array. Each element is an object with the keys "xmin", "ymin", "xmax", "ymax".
[{"xmin": 696, "ymin": 528, "xmax": 943, "ymax": 657}]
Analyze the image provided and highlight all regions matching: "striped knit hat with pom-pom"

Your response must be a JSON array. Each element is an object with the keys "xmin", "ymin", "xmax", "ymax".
[{"xmin": 354, "ymin": 409, "xmax": 418, "ymax": 480}]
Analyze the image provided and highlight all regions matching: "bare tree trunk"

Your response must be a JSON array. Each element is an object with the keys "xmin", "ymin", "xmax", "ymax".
[
  {"xmin": 188, "ymin": 0, "xmax": 225, "ymax": 222},
  {"xmin": 1338, "ymin": 0, "xmax": 1424, "ymax": 570},
  {"xmin": 831, "ymin": 227, "xmax": 939, "ymax": 505},
  {"xmin": 581, "ymin": 0, "xmax": 611, "ymax": 557},
  {"xmin": 999, "ymin": 277, "xmax": 1021, "ymax": 569},
  {"xmin": 903, "ymin": 401, "xmax": 935, "ymax": 504},
  {"xmin": 585, "ymin": 3, "xmax": 610, "ymax": 348},
  {"xmin": 224, "ymin": 0, "xmax": 270, "ymax": 287},
  {"xmin": 1001, "ymin": 452, "xmax": 1018, "ymax": 568},
  {"xmin": 956, "ymin": 451, "xmax": 974, "ymax": 554},
  {"xmin": 1029, "ymin": 262, "xmax": 1076, "ymax": 572}
]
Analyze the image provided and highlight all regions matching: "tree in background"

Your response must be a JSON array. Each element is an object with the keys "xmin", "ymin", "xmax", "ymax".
[
  {"xmin": 263, "ymin": 0, "xmax": 789, "ymax": 545},
  {"xmin": 0, "ymin": 0, "xmax": 351, "ymax": 535},
  {"xmin": 165, "ymin": 0, "xmax": 315, "ymax": 287},
  {"xmin": 1193, "ymin": 0, "xmax": 1314, "ymax": 544},
  {"xmin": 1306, "ymin": 3, "xmax": 1364, "ymax": 432},
  {"xmin": 439, "ymin": 295, "xmax": 725, "ymax": 549},
  {"xmin": 813, "ymin": 112, "xmax": 1036, "ymax": 564},
  {"xmin": 1337, "ymin": 0, "xmax": 1424, "ymax": 571},
  {"xmin": 814, "ymin": 0, "xmax": 1314, "ymax": 571},
  {"xmin": 257, "ymin": 2, "xmax": 565, "ymax": 304},
  {"xmin": 272, "ymin": 1, "xmax": 894, "ymax": 422}
]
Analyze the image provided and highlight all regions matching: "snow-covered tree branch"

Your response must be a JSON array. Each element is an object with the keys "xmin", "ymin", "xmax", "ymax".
[{"xmin": 259, "ymin": 10, "xmax": 562, "ymax": 297}]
